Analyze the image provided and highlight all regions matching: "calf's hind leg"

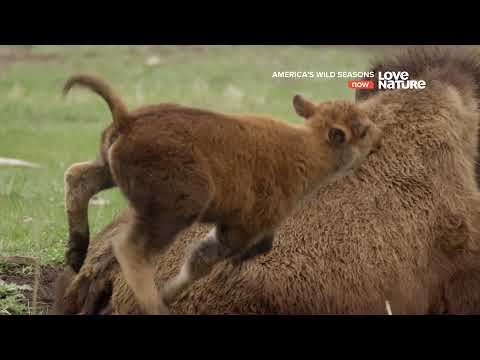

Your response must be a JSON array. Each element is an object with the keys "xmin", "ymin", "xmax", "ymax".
[
  {"xmin": 112, "ymin": 210, "xmax": 198, "ymax": 315},
  {"xmin": 162, "ymin": 225, "xmax": 259, "ymax": 305},
  {"xmin": 64, "ymin": 160, "xmax": 114, "ymax": 272}
]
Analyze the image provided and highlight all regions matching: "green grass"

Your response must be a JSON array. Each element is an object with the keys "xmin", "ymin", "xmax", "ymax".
[
  {"xmin": 0, "ymin": 280, "xmax": 31, "ymax": 315},
  {"xmin": 0, "ymin": 45, "xmax": 375, "ymax": 264},
  {"xmin": 0, "ymin": 259, "xmax": 34, "ymax": 315}
]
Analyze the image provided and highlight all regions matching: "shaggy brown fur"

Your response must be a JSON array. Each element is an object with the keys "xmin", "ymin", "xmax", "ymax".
[
  {"xmin": 62, "ymin": 75, "xmax": 381, "ymax": 314},
  {"xmin": 56, "ymin": 47, "xmax": 480, "ymax": 315},
  {"xmin": 356, "ymin": 46, "xmax": 480, "ymax": 182}
]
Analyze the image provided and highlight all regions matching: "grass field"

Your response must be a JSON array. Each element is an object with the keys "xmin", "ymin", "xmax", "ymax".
[{"xmin": 0, "ymin": 45, "xmax": 378, "ymax": 266}]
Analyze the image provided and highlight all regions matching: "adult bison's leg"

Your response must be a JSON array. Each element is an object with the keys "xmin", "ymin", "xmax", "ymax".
[
  {"xmin": 64, "ymin": 160, "xmax": 114, "ymax": 272},
  {"xmin": 56, "ymin": 258, "xmax": 116, "ymax": 315},
  {"xmin": 54, "ymin": 210, "xmax": 132, "ymax": 315}
]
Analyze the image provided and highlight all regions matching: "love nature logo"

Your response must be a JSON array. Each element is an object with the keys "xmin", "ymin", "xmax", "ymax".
[{"xmin": 348, "ymin": 71, "xmax": 427, "ymax": 90}]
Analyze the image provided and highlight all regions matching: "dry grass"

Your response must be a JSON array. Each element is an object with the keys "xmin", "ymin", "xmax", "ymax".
[{"xmin": 385, "ymin": 300, "xmax": 393, "ymax": 315}]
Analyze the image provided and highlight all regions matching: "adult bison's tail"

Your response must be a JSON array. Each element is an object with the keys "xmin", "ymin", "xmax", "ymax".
[
  {"xmin": 63, "ymin": 74, "xmax": 130, "ymax": 133},
  {"xmin": 355, "ymin": 46, "xmax": 480, "ymax": 104}
]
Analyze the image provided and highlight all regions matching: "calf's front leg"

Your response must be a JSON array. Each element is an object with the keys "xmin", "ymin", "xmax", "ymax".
[{"xmin": 162, "ymin": 225, "xmax": 260, "ymax": 305}]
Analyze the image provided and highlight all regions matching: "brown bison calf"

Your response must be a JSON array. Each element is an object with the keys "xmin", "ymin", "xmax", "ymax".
[{"xmin": 62, "ymin": 75, "xmax": 381, "ymax": 314}]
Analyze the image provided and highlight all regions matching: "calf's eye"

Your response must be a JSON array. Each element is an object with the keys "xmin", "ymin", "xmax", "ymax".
[{"xmin": 328, "ymin": 127, "xmax": 346, "ymax": 145}]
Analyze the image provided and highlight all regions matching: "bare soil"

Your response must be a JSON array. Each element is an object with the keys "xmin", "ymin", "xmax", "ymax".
[{"xmin": 0, "ymin": 256, "xmax": 61, "ymax": 315}]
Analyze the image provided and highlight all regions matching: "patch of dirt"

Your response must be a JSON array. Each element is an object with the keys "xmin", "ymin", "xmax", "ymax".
[{"xmin": 0, "ymin": 256, "xmax": 61, "ymax": 315}]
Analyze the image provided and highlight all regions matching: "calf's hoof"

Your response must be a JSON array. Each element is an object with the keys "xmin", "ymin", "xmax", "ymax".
[{"xmin": 66, "ymin": 246, "xmax": 87, "ymax": 273}]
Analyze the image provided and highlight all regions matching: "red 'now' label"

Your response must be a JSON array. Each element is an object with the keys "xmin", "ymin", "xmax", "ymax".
[{"xmin": 347, "ymin": 80, "xmax": 374, "ymax": 89}]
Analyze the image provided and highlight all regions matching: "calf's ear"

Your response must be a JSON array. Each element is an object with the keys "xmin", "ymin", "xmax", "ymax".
[
  {"xmin": 293, "ymin": 94, "xmax": 315, "ymax": 119},
  {"xmin": 351, "ymin": 116, "xmax": 370, "ymax": 139}
]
